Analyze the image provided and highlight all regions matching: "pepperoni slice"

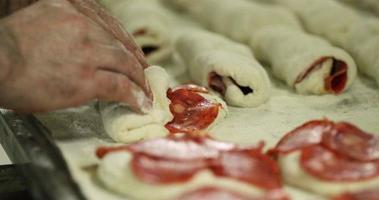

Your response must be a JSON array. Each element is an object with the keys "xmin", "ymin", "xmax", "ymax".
[
  {"xmin": 208, "ymin": 72, "xmax": 227, "ymax": 96},
  {"xmin": 300, "ymin": 146, "xmax": 379, "ymax": 181},
  {"xmin": 177, "ymin": 187, "xmax": 258, "ymax": 200},
  {"xmin": 165, "ymin": 85, "xmax": 221, "ymax": 134},
  {"xmin": 333, "ymin": 188, "xmax": 379, "ymax": 200},
  {"xmin": 131, "ymin": 153, "xmax": 208, "ymax": 184},
  {"xmin": 322, "ymin": 122, "xmax": 379, "ymax": 162},
  {"xmin": 97, "ymin": 137, "xmax": 281, "ymax": 189},
  {"xmin": 294, "ymin": 57, "xmax": 348, "ymax": 94},
  {"xmin": 324, "ymin": 59, "xmax": 348, "ymax": 94},
  {"xmin": 96, "ymin": 146, "xmax": 129, "ymax": 159},
  {"xmin": 208, "ymin": 72, "xmax": 254, "ymax": 96},
  {"xmin": 215, "ymin": 150, "xmax": 282, "ymax": 190},
  {"xmin": 268, "ymin": 119, "xmax": 333, "ymax": 156}
]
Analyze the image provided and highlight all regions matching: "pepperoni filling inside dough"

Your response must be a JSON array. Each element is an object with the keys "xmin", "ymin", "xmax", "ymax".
[
  {"xmin": 96, "ymin": 137, "xmax": 282, "ymax": 190},
  {"xmin": 270, "ymin": 119, "xmax": 379, "ymax": 182},
  {"xmin": 208, "ymin": 72, "xmax": 254, "ymax": 96},
  {"xmin": 294, "ymin": 57, "xmax": 348, "ymax": 94},
  {"xmin": 165, "ymin": 85, "xmax": 221, "ymax": 134},
  {"xmin": 333, "ymin": 188, "xmax": 379, "ymax": 200}
]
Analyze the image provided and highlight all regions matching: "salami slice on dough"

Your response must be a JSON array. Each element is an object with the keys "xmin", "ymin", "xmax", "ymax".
[
  {"xmin": 96, "ymin": 137, "xmax": 287, "ymax": 200},
  {"xmin": 270, "ymin": 119, "xmax": 379, "ymax": 197}
]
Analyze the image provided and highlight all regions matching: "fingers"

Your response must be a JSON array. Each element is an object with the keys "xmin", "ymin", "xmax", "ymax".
[
  {"xmin": 67, "ymin": 0, "xmax": 149, "ymax": 68},
  {"xmin": 94, "ymin": 69, "xmax": 152, "ymax": 113},
  {"xmin": 87, "ymin": 36, "xmax": 151, "ymax": 98}
]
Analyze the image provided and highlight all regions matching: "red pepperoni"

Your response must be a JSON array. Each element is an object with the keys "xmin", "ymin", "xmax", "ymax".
[
  {"xmin": 165, "ymin": 85, "xmax": 221, "ymax": 134},
  {"xmin": 270, "ymin": 119, "xmax": 379, "ymax": 182},
  {"xmin": 294, "ymin": 57, "xmax": 348, "ymax": 94},
  {"xmin": 333, "ymin": 188, "xmax": 379, "ymax": 200},
  {"xmin": 268, "ymin": 120, "xmax": 333, "ymax": 156},
  {"xmin": 209, "ymin": 72, "xmax": 227, "ymax": 96},
  {"xmin": 322, "ymin": 122, "xmax": 379, "ymax": 162},
  {"xmin": 96, "ymin": 137, "xmax": 281, "ymax": 189},
  {"xmin": 325, "ymin": 59, "xmax": 348, "ymax": 94},
  {"xmin": 131, "ymin": 153, "xmax": 208, "ymax": 184},
  {"xmin": 96, "ymin": 146, "xmax": 129, "ymax": 159},
  {"xmin": 215, "ymin": 150, "xmax": 282, "ymax": 190},
  {"xmin": 300, "ymin": 146, "xmax": 379, "ymax": 181}
]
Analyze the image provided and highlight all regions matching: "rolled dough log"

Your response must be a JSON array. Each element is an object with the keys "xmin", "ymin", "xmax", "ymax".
[{"xmin": 175, "ymin": 29, "xmax": 271, "ymax": 107}]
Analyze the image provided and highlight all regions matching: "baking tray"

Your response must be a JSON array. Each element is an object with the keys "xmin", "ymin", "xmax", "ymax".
[{"xmin": 0, "ymin": 110, "xmax": 85, "ymax": 200}]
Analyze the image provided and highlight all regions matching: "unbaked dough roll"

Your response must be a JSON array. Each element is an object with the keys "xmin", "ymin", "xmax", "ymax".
[
  {"xmin": 100, "ymin": 0, "xmax": 174, "ymax": 64},
  {"xmin": 99, "ymin": 66, "xmax": 173, "ymax": 143},
  {"xmin": 175, "ymin": 29, "xmax": 270, "ymax": 107},
  {"xmin": 274, "ymin": 0, "xmax": 361, "ymax": 47},
  {"xmin": 344, "ymin": 19, "xmax": 379, "ymax": 85},
  {"xmin": 99, "ymin": 66, "xmax": 228, "ymax": 143},
  {"xmin": 163, "ymin": 0, "xmax": 302, "ymax": 43},
  {"xmin": 251, "ymin": 26, "xmax": 357, "ymax": 94}
]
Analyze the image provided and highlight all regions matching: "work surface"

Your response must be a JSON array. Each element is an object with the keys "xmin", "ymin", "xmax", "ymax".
[{"xmin": 36, "ymin": 62, "xmax": 379, "ymax": 200}]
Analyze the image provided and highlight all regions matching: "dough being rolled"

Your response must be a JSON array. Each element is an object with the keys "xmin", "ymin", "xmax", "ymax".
[
  {"xmin": 163, "ymin": 0, "xmax": 302, "ymax": 43},
  {"xmin": 175, "ymin": 29, "xmax": 270, "ymax": 107},
  {"xmin": 344, "ymin": 19, "xmax": 379, "ymax": 85},
  {"xmin": 99, "ymin": 66, "xmax": 173, "ymax": 143},
  {"xmin": 100, "ymin": 0, "xmax": 174, "ymax": 64},
  {"xmin": 99, "ymin": 66, "xmax": 228, "ymax": 143},
  {"xmin": 251, "ymin": 26, "xmax": 357, "ymax": 94}
]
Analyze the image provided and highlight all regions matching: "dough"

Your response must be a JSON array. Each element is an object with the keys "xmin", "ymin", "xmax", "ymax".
[
  {"xmin": 279, "ymin": 151, "xmax": 379, "ymax": 197},
  {"xmin": 251, "ymin": 26, "xmax": 357, "ymax": 94},
  {"xmin": 344, "ymin": 18, "xmax": 379, "ymax": 85},
  {"xmin": 100, "ymin": 0, "xmax": 174, "ymax": 64},
  {"xmin": 97, "ymin": 152, "xmax": 264, "ymax": 200},
  {"xmin": 338, "ymin": 0, "xmax": 379, "ymax": 17},
  {"xmin": 175, "ymin": 29, "xmax": 271, "ymax": 107},
  {"xmin": 99, "ymin": 66, "xmax": 228, "ymax": 143},
  {"xmin": 164, "ymin": 0, "xmax": 301, "ymax": 43},
  {"xmin": 99, "ymin": 66, "xmax": 173, "ymax": 143},
  {"xmin": 275, "ymin": 0, "xmax": 362, "ymax": 47},
  {"xmin": 275, "ymin": 0, "xmax": 379, "ymax": 86}
]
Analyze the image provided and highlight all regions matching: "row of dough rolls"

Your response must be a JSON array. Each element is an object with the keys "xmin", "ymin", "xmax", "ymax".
[
  {"xmin": 273, "ymin": 0, "xmax": 379, "ymax": 85},
  {"xmin": 99, "ymin": 0, "xmax": 175, "ymax": 64},
  {"xmin": 163, "ymin": 0, "xmax": 357, "ymax": 94}
]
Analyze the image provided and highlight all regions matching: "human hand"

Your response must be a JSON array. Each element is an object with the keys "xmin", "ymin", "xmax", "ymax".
[{"xmin": 0, "ymin": 0, "xmax": 152, "ymax": 113}]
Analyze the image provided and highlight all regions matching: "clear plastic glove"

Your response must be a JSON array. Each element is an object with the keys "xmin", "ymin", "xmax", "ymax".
[{"xmin": 0, "ymin": 0, "xmax": 152, "ymax": 113}]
